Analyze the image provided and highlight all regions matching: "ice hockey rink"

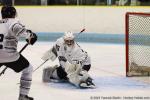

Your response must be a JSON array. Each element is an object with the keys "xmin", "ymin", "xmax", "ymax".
[{"xmin": 1, "ymin": 41, "xmax": 150, "ymax": 100}]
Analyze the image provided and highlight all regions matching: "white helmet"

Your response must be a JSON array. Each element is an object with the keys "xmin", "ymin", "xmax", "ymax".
[
  {"xmin": 63, "ymin": 31, "xmax": 74, "ymax": 40},
  {"xmin": 63, "ymin": 31, "xmax": 75, "ymax": 46}
]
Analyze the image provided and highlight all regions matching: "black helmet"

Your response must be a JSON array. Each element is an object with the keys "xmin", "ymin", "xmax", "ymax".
[{"xmin": 1, "ymin": 6, "xmax": 16, "ymax": 19}]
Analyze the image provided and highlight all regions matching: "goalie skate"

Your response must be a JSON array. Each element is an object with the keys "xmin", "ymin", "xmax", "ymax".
[
  {"xmin": 79, "ymin": 77, "xmax": 95, "ymax": 89},
  {"xmin": 18, "ymin": 94, "xmax": 33, "ymax": 100},
  {"xmin": 49, "ymin": 77, "xmax": 68, "ymax": 83}
]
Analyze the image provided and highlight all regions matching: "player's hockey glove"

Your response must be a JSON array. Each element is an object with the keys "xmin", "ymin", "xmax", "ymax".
[{"xmin": 26, "ymin": 30, "xmax": 37, "ymax": 45}]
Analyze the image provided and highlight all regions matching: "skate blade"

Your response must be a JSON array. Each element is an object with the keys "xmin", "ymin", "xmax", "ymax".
[
  {"xmin": 49, "ymin": 79, "xmax": 68, "ymax": 83},
  {"xmin": 79, "ymin": 84, "xmax": 96, "ymax": 89}
]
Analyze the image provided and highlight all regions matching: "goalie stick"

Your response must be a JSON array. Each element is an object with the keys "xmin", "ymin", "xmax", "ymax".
[
  {"xmin": 0, "ymin": 43, "xmax": 29, "ymax": 76},
  {"xmin": 33, "ymin": 29, "xmax": 86, "ymax": 73},
  {"xmin": 33, "ymin": 59, "xmax": 49, "ymax": 72},
  {"xmin": 79, "ymin": 28, "xmax": 85, "ymax": 34}
]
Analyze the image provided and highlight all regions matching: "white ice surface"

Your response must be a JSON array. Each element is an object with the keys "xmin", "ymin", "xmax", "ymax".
[{"xmin": 0, "ymin": 42, "xmax": 150, "ymax": 100}]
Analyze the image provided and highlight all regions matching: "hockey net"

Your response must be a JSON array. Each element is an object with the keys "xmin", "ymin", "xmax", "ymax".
[{"xmin": 126, "ymin": 12, "xmax": 150, "ymax": 77}]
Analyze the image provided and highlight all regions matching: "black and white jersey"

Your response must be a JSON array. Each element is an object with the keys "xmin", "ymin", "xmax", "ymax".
[
  {"xmin": 0, "ymin": 18, "xmax": 31, "ymax": 63},
  {"xmin": 54, "ymin": 37, "xmax": 91, "ymax": 68}
]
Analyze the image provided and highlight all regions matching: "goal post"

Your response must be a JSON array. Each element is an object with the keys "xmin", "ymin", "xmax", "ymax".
[{"xmin": 126, "ymin": 12, "xmax": 150, "ymax": 77}]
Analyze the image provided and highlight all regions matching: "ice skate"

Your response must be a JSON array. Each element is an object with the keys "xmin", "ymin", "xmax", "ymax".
[
  {"xmin": 18, "ymin": 94, "xmax": 33, "ymax": 100},
  {"xmin": 79, "ymin": 77, "xmax": 95, "ymax": 89}
]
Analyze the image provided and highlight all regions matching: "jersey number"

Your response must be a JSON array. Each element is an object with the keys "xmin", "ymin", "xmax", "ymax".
[{"xmin": 0, "ymin": 34, "xmax": 4, "ymax": 49}]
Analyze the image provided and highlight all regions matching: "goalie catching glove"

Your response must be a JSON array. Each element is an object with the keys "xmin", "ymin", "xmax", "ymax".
[{"xmin": 26, "ymin": 30, "xmax": 37, "ymax": 45}]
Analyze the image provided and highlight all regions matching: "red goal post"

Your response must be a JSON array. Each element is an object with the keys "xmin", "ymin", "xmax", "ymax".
[{"xmin": 125, "ymin": 12, "xmax": 150, "ymax": 77}]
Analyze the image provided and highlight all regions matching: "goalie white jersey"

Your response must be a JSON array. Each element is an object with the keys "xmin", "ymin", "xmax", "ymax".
[
  {"xmin": 42, "ymin": 31, "xmax": 94, "ymax": 88},
  {"xmin": 0, "ymin": 19, "xmax": 31, "ymax": 63},
  {"xmin": 53, "ymin": 37, "xmax": 91, "ymax": 68}
]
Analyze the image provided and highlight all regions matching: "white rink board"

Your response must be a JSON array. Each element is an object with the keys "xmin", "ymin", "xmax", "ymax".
[{"xmin": 0, "ymin": 7, "xmax": 149, "ymax": 34}]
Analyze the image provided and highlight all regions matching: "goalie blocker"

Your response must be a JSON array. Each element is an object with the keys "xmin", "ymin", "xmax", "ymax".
[{"xmin": 41, "ymin": 47, "xmax": 57, "ymax": 61}]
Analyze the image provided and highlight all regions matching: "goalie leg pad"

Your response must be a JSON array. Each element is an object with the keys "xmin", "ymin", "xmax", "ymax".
[
  {"xmin": 67, "ymin": 69, "xmax": 92, "ymax": 87},
  {"xmin": 42, "ymin": 65, "xmax": 58, "ymax": 82},
  {"xmin": 67, "ymin": 71, "xmax": 92, "ymax": 88},
  {"xmin": 64, "ymin": 62, "xmax": 94, "ymax": 88},
  {"xmin": 65, "ymin": 63, "xmax": 82, "ymax": 86},
  {"xmin": 79, "ymin": 71, "xmax": 90, "ymax": 82}
]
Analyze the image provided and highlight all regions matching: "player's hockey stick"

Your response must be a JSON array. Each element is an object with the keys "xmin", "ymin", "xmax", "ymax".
[
  {"xmin": 33, "ymin": 29, "xmax": 86, "ymax": 73},
  {"xmin": 19, "ymin": 43, "xmax": 29, "ymax": 53},
  {"xmin": 0, "ymin": 43, "xmax": 29, "ymax": 76}
]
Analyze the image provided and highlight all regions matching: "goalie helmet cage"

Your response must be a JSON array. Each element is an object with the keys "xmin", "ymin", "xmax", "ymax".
[{"xmin": 126, "ymin": 12, "xmax": 150, "ymax": 77}]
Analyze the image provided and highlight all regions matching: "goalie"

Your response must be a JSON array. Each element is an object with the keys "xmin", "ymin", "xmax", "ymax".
[{"xmin": 42, "ymin": 31, "xmax": 95, "ymax": 88}]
